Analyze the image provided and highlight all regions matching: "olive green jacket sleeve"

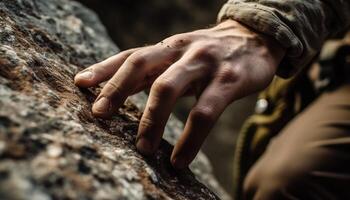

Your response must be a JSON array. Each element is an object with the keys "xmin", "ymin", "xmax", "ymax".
[{"xmin": 218, "ymin": 0, "xmax": 350, "ymax": 78}]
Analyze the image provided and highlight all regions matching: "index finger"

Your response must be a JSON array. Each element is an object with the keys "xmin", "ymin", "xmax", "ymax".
[
  {"xmin": 74, "ymin": 48, "xmax": 140, "ymax": 87},
  {"xmin": 92, "ymin": 46, "xmax": 180, "ymax": 118}
]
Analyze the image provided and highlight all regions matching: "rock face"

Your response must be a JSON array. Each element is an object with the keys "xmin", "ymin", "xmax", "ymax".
[{"xmin": 0, "ymin": 0, "xmax": 223, "ymax": 199}]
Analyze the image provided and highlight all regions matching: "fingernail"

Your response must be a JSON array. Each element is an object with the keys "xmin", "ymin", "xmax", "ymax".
[
  {"xmin": 136, "ymin": 137, "xmax": 153, "ymax": 155},
  {"xmin": 171, "ymin": 156, "xmax": 187, "ymax": 170},
  {"xmin": 93, "ymin": 97, "xmax": 110, "ymax": 113},
  {"xmin": 77, "ymin": 71, "xmax": 93, "ymax": 80}
]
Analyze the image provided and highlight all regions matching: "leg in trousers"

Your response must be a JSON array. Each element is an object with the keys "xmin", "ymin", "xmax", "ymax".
[{"xmin": 243, "ymin": 84, "xmax": 350, "ymax": 200}]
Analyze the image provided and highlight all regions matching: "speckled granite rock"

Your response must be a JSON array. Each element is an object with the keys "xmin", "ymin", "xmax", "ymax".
[{"xmin": 0, "ymin": 0, "xmax": 227, "ymax": 199}]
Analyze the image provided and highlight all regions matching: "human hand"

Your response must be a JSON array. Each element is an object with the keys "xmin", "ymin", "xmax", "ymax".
[{"xmin": 74, "ymin": 19, "xmax": 285, "ymax": 169}]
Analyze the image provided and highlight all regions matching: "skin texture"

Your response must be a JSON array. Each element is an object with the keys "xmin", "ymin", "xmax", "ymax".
[{"xmin": 74, "ymin": 19, "xmax": 285, "ymax": 169}]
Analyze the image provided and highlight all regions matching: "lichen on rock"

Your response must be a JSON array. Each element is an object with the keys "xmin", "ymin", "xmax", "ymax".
[{"xmin": 0, "ymin": 0, "xmax": 225, "ymax": 199}]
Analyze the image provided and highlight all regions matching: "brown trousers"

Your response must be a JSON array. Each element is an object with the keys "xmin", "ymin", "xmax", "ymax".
[{"xmin": 243, "ymin": 84, "xmax": 350, "ymax": 200}]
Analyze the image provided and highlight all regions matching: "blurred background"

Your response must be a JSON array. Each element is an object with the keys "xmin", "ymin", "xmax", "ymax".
[{"xmin": 76, "ymin": 0, "xmax": 257, "ymax": 197}]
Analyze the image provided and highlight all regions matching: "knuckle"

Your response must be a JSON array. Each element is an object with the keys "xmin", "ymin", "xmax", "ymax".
[
  {"xmin": 104, "ymin": 81, "xmax": 123, "ymax": 96},
  {"xmin": 90, "ymin": 62, "xmax": 105, "ymax": 71},
  {"xmin": 152, "ymin": 78, "xmax": 177, "ymax": 98},
  {"xmin": 191, "ymin": 44, "xmax": 217, "ymax": 63},
  {"xmin": 127, "ymin": 52, "xmax": 146, "ymax": 67},
  {"xmin": 145, "ymin": 104, "xmax": 158, "ymax": 118},
  {"xmin": 121, "ymin": 47, "xmax": 140, "ymax": 56},
  {"xmin": 217, "ymin": 67, "xmax": 239, "ymax": 84},
  {"xmin": 191, "ymin": 107, "xmax": 215, "ymax": 124},
  {"xmin": 139, "ymin": 116, "xmax": 155, "ymax": 129}
]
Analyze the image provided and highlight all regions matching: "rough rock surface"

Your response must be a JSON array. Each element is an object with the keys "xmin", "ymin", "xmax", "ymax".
[{"xmin": 0, "ymin": 0, "xmax": 223, "ymax": 199}]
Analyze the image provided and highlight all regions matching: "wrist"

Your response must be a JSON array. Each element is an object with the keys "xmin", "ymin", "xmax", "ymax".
[{"xmin": 216, "ymin": 19, "xmax": 286, "ymax": 70}]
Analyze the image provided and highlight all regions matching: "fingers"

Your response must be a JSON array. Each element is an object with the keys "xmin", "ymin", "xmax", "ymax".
[
  {"xmin": 74, "ymin": 48, "xmax": 140, "ymax": 87},
  {"xmin": 170, "ymin": 81, "xmax": 232, "ymax": 169},
  {"xmin": 136, "ymin": 58, "xmax": 210, "ymax": 155},
  {"xmin": 92, "ymin": 46, "xmax": 180, "ymax": 118}
]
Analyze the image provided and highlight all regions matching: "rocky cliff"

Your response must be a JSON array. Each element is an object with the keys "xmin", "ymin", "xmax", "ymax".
[{"xmin": 0, "ymin": 0, "xmax": 226, "ymax": 199}]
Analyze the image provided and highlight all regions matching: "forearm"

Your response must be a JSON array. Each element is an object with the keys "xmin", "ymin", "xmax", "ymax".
[{"xmin": 218, "ymin": 0, "xmax": 350, "ymax": 78}]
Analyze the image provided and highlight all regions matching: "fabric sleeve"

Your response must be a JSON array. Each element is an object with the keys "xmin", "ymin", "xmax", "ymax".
[{"xmin": 218, "ymin": 0, "xmax": 350, "ymax": 78}]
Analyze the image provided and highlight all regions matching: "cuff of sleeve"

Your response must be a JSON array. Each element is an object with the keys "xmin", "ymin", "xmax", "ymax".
[{"xmin": 218, "ymin": 2, "xmax": 304, "ymax": 78}]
